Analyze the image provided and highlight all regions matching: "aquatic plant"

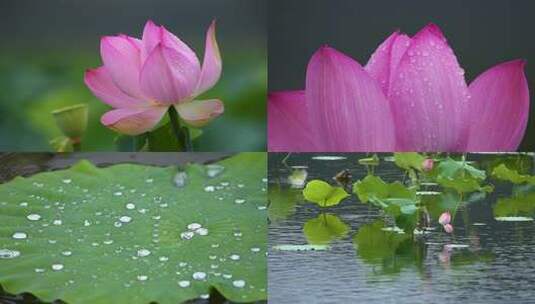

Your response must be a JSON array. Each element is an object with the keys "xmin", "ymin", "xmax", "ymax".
[
  {"xmin": 0, "ymin": 153, "xmax": 266, "ymax": 303},
  {"xmin": 268, "ymin": 24, "xmax": 529, "ymax": 152},
  {"xmin": 85, "ymin": 20, "xmax": 222, "ymax": 150}
]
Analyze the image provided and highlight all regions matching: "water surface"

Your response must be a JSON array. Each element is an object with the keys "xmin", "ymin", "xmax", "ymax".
[{"xmin": 268, "ymin": 153, "xmax": 535, "ymax": 304}]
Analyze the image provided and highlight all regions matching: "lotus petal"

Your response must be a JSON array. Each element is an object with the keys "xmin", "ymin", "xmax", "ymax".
[
  {"xmin": 305, "ymin": 47, "xmax": 396, "ymax": 151},
  {"xmin": 466, "ymin": 60, "xmax": 529, "ymax": 151},
  {"xmin": 84, "ymin": 67, "xmax": 147, "ymax": 108},
  {"xmin": 268, "ymin": 91, "xmax": 316, "ymax": 152},
  {"xmin": 194, "ymin": 20, "xmax": 222, "ymax": 96},
  {"xmin": 101, "ymin": 106, "xmax": 167, "ymax": 135},
  {"xmin": 174, "ymin": 99, "xmax": 224, "ymax": 127},
  {"xmin": 389, "ymin": 24, "xmax": 471, "ymax": 151}
]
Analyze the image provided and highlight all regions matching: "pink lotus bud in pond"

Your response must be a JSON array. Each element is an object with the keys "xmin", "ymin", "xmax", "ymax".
[
  {"xmin": 268, "ymin": 23, "xmax": 530, "ymax": 152},
  {"xmin": 85, "ymin": 20, "xmax": 223, "ymax": 135},
  {"xmin": 443, "ymin": 223, "xmax": 454, "ymax": 233},
  {"xmin": 422, "ymin": 158, "xmax": 434, "ymax": 172},
  {"xmin": 438, "ymin": 211, "xmax": 451, "ymax": 226}
]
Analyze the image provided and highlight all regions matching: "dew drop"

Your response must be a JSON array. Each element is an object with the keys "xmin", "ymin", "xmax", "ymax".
[
  {"xmin": 12, "ymin": 232, "xmax": 27, "ymax": 240},
  {"xmin": 200, "ymin": 294, "xmax": 210, "ymax": 299},
  {"xmin": 206, "ymin": 164, "xmax": 225, "ymax": 178},
  {"xmin": 233, "ymin": 280, "xmax": 246, "ymax": 288},
  {"xmin": 192, "ymin": 272, "xmax": 207, "ymax": 280},
  {"xmin": 195, "ymin": 228, "xmax": 209, "ymax": 236},
  {"xmin": 27, "ymin": 214, "xmax": 41, "ymax": 221},
  {"xmin": 61, "ymin": 250, "xmax": 72, "ymax": 256},
  {"xmin": 145, "ymin": 178, "xmax": 154, "ymax": 183},
  {"xmin": 234, "ymin": 199, "xmax": 246, "ymax": 204},
  {"xmin": 187, "ymin": 223, "xmax": 202, "ymax": 230},
  {"xmin": 0, "ymin": 249, "xmax": 20, "ymax": 259},
  {"xmin": 174, "ymin": 171, "xmax": 188, "ymax": 188},
  {"xmin": 52, "ymin": 264, "xmax": 64, "ymax": 271},
  {"xmin": 35, "ymin": 268, "xmax": 45, "ymax": 273},
  {"xmin": 84, "ymin": 220, "xmax": 91, "ymax": 227},
  {"xmin": 159, "ymin": 256, "xmax": 169, "ymax": 262},
  {"xmin": 53, "ymin": 220, "xmax": 62, "ymax": 226},
  {"xmin": 204, "ymin": 186, "xmax": 215, "ymax": 192},
  {"xmin": 126, "ymin": 203, "xmax": 136, "ymax": 210},
  {"xmin": 113, "ymin": 191, "xmax": 123, "ymax": 196},
  {"xmin": 62, "ymin": 179, "xmax": 72, "ymax": 184},
  {"xmin": 137, "ymin": 249, "xmax": 151, "ymax": 257},
  {"xmin": 251, "ymin": 247, "xmax": 261, "ymax": 253},
  {"xmin": 119, "ymin": 216, "xmax": 132, "ymax": 223},
  {"xmin": 137, "ymin": 275, "xmax": 148, "ymax": 281},
  {"xmin": 178, "ymin": 280, "xmax": 191, "ymax": 288},
  {"xmin": 180, "ymin": 231, "xmax": 194, "ymax": 240},
  {"xmin": 229, "ymin": 254, "xmax": 240, "ymax": 261}
]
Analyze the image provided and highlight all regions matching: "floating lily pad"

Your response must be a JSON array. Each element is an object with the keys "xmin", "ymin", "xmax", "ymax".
[
  {"xmin": 0, "ymin": 153, "xmax": 267, "ymax": 303},
  {"xmin": 435, "ymin": 158, "xmax": 492, "ymax": 194},
  {"xmin": 302, "ymin": 180, "xmax": 349, "ymax": 207},
  {"xmin": 271, "ymin": 244, "xmax": 330, "ymax": 251},
  {"xmin": 494, "ymin": 216, "xmax": 534, "ymax": 222},
  {"xmin": 303, "ymin": 214, "xmax": 350, "ymax": 245},
  {"xmin": 493, "ymin": 192, "xmax": 535, "ymax": 219}
]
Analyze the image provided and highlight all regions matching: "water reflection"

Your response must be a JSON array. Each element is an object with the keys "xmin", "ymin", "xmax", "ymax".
[{"xmin": 269, "ymin": 153, "xmax": 535, "ymax": 304}]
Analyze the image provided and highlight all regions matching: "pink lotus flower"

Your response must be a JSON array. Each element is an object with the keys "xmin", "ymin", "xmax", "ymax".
[
  {"xmin": 268, "ymin": 24, "xmax": 529, "ymax": 152},
  {"xmin": 85, "ymin": 20, "xmax": 223, "ymax": 135},
  {"xmin": 422, "ymin": 158, "xmax": 434, "ymax": 172},
  {"xmin": 438, "ymin": 211, "xmax": 451, "ymax": 226}
]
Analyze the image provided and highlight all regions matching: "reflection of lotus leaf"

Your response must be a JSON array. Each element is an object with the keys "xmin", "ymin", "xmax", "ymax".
[
  {"xmin": 268, "ymin": 184, "xmax": 301, "ymax": 222},
  {"xmin": 492, "ymin": 164, "xmax": 535, "ymax": 185},
  {"xmin": 303, "ymin": 180, "xmax": 349, "ymax": 207},
  {"xmin": 353, "ymin": 220, "xmax": 422, "ymax": 275},
  {"xmin": 0, "ymin": 153, "xmax": 267, "ymax": 303},
  {"xmin": 303, "ymin": 214, "xmax": 350, "ymax": 245},
  {"xmin": 493, "ymin": 192, "xmax": 535, "ymax": 218}
]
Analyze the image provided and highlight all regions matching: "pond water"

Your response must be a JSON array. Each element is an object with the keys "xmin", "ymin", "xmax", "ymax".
[{"xmin": 268, "ymin": 153, "xmax": 535, "ymax": 304}]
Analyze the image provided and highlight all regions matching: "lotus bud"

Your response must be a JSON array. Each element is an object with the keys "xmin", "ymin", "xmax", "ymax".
[
  {"xmin": 422, "ymin": 158, "xmax": 434, "ymax": 172},
  {"xmin": 438, "ymin": 211, "xmax": 451, "ymax": 226},
  {"xmin": 443, "ymin": 224, "xmax": 454, "ymax": 233},
  {"xmin": 52, "ymin": 104, "xmax": 88, "ymax": 142}
]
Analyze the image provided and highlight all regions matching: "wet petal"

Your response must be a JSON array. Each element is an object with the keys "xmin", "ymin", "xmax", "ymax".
[
  {"xmin": 466, "ymin": 60, "xmax": 529, "ymax": 151},
  {"xmin": 174, "ymin": 99, "xmax": 224, "ymax": 127},
  {"xmin": 139, "ymin": 43, "xmax": 200, "ymax": 104},
  {"xmin": 365, "ymin": 31, "xmax": 411, "ymax": 95},
  {"xmin": 84, "ymin": 67, "xmax": 147, "ymax": 108},
  {"xmin": 194, "ymin": 20, "xmax": 222, "ymax": 96},
  {"xmin": 101, "ymin": 106, "xmax": 167, "ymax": 135},
  {"xmin": 305, "ymin": 47, "xmax": 396, "ymax": 151},
  {"xmin": 100, "ymin": 35, "xmax": 144, "ymax": 99},
  {"xmin": 268, "ymin": 90, "xmax": 316, "ymax": 152},
  {"xmin": 388, "ymin": 24, "xmax": 471, "ymax": 151}
]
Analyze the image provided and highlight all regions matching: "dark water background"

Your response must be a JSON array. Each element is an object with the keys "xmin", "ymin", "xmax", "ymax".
[{"xmin": 268, "ymin": 153, "xmax": 535, "ymax": 304}]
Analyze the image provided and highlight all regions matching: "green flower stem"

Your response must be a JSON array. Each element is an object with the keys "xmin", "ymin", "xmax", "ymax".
[
  {"xmin": 167, "ymin": 106, "xmax": 192, "ymax": 152},
  {"xmin": 72, "ymin": 141, "xmax": 81, "ymax": 152}
]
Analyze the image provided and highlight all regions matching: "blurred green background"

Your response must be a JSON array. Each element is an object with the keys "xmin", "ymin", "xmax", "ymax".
[{"xmin": 0, "ymin": 0, "xmax": 266, "ymax": 151}]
